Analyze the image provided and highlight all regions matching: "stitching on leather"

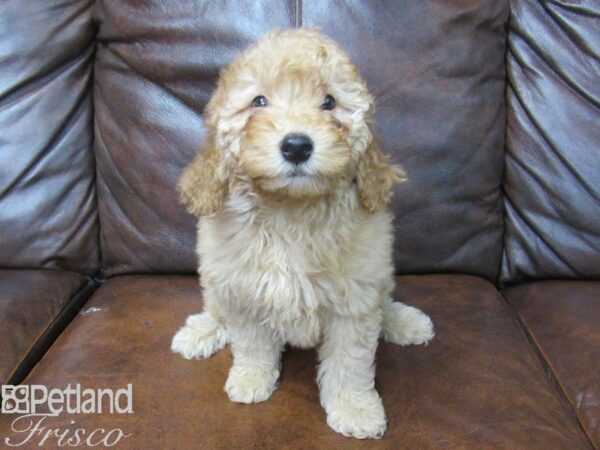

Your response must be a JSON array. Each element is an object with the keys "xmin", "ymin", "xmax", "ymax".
[
  {"xmin": 5, "ymin": 278, "xmax": 97, "ymax": 386},
  {"xmin": 499, "ymin": 290, "xmax": 596, "ymax": 449},
  {"xmin": 294, "ymin": 0, "xmax": 302, "ymax": 28},
  {"xmin": 498, "ymin": 0, "xmax": 511, "ymax": 289}
]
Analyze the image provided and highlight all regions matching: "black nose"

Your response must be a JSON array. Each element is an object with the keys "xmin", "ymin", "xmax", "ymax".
[{"xmin": 280, "ymin": 134, "xmax": 313, "ymax": 165}]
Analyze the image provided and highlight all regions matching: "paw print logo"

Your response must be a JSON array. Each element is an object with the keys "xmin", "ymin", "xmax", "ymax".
[{"xmin": 1, "ymin": 385, "xmax": 30, "ymax": 414}]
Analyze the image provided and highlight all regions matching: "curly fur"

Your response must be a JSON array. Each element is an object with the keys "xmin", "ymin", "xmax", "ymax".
[
  {"xmin": 172, "ymin": 29, "xmax": 434, "ymax": 439},
  {"xmin": 178, "ymin": 132, "xmax": 229, "ymax": 216}
]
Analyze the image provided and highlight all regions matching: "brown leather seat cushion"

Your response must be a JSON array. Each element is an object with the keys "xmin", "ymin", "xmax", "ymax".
[
  {"xmin": 2, "ymin": 274, "xmax": 590, "ymax": 449},
  {"xmin": 0, "ymin": 270, "xmax": 89, "ymax": 384},
  {"xmin": 504, "ymin": 281, "xmax": 600, "ymax": 447}
]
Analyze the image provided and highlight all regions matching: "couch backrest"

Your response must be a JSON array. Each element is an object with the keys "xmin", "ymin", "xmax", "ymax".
[
  {"xmin": 0, "ymin": 0, "xmax": 99, "ymax": 275},
  {"xmin": 501, "ymin": 0, "xmax": 600, "ymax": 285},
  {"xmin": 94, "ymin": 0, "xmax": 509, "ymax": 281}
]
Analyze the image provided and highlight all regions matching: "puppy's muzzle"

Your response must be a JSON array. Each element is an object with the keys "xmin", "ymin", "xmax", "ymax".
[{"xmin": 280, "ymin": 134, "xmax": 313, "ymax": 165}]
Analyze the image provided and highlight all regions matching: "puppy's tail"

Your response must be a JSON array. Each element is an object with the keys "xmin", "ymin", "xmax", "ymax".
[{"xmin": 382, "ymin": 298, "xmax": 435, "ymax": 346}]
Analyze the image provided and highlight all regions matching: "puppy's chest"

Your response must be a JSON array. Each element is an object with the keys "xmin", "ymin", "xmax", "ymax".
[
  {"xmin": 232, "ymin": 216, "xmax": 344, "ymax": 293},
  {"xmin": 201, "ymin": 210, "xmax": 351, "ymax": 315}
]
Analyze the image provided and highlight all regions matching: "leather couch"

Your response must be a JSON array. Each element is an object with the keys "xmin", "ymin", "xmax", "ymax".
[{"xmin": 1, "ymin": 1, "xmax": 598, "ymax": 448}]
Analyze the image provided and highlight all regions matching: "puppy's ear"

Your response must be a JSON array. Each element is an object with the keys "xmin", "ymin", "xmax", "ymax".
[
  {"xmin": 356, "ymin": 136, "xmax": 406, "ymax": 214},
  {"xmin": 178, "ymin": 132, "xmax": 230, "ymax": 217}
]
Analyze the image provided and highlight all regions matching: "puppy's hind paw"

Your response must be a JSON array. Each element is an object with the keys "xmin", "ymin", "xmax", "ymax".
[
  {"xmin": 326, "ymin": 390, "xmax": 387, "ymax": 439},
  {"xmin": 171, "ymin": 312, "xmax": 229, "ymax": 359},
  {"xmin": 382, "ymin": 302, "xmax": 435, "ymax": 346}
]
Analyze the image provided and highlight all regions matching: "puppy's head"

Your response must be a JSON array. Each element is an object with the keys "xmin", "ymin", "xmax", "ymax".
[{"xmin": 179, "ymin": 29, "xmax": 404, "ymax": 216}]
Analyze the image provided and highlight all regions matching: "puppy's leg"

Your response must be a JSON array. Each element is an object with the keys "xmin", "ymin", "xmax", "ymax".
[
  {"xmin": 171, "ymin": 290, "xmax": 229, "ymax": 359},
  {"xmin": 318, "ymin": 313, "xmax": 386, "ymax": 439},
  {"xmin": 382, "ymin": 297, "xmax": 434, "ymax": 346},
  {"xmin": 225, "ymin": 319, "xmax": 283, "ymax": 404}
]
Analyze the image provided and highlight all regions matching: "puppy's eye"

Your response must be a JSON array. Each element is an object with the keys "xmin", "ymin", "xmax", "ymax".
[
  {"xmin": 251, "ymin": 95, "xmax": 268, "ymax": 108},
  {"xmin": 320, "ymin": 94, "xmax": 336, "ymax": 110}
]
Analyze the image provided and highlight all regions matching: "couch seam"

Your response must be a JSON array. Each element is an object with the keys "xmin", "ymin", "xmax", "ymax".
[
  {"xmin": 497, "ymin": 0, "xmax": 511, "ymax": 288},
  {"xmin": 90, "ymin": 0, "xmax": 105, "ymax": 279},
  {"xmin": 4, "ymin": 277, "xmax": 98, "ymax": 386},
  {"xmin": 499, "ymin": 290, "xmax": 596, "ymax": 449},
  {"xmin": 294, "ymin": 0, "xmax": 303, "ymax": 28}
]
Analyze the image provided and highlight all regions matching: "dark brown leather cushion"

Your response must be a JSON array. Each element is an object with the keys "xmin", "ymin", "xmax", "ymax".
[
  {"xmin": 501, "ymin": 0, "xmax": 600, "ymax": 284},
  {"xmin": 4, "ymin": 275, "xmax": 590, "ymax": 448},
  {"xmin": 94, "ymin": 1, "xmax": 508, "ymax": 281},
  {"xmin": 0, "ymin": 0, "xmax": 99, "ymax": 275},
  {"xmin": 0, "ymin": 270, "xmax": 88, "ymax": 384},
  {"xmin": 504, "ymin": 281, "xmax": 600, "ymax": 447}
]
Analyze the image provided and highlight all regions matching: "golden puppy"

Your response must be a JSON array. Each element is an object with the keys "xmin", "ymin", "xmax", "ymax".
[{"xmin": 172, "ymin": 29, "xmax": 434, "ymax": 439}]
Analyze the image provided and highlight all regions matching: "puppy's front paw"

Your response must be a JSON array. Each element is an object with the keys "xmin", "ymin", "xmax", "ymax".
[
  {"xmin": 225, "ymin": 364, "xmax": 279, "ymax": 404},
  {"xmin": 171, "ymin": 312, "xmax": 229, "ymax": 359},
  {"xmin": 383, "ymin": 302, "xmax": 435, "ymax": 346},
  {"xmin": 326, "ymin": 390, "xmax": 387, "ymax": 439}
]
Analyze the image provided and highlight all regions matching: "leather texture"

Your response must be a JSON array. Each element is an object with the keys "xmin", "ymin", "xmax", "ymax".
[
  {"xmin": 0, "ymin": 270, "xmax": 86, "ymax": 384},
  {"xmin": 94, "ymin": 0, "xmax": 508, "ymax": 281},
  {"xmin": 501, "ymin": 0, "xmax": 600, "ymax": 285},
  {"xmin": 0, "ymin": 0, "xmax": 100, "ymax": 275},
  {"xmin": 504, "ymin": 281, "xmax": 600, "ymax": 448},
  {"xmin": 4, "ymin": 275, "xmax": 591, "ymax": 449}
]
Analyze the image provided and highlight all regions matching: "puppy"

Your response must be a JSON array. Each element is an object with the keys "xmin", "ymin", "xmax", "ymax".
[{"xmin": 172, "ymin": 29, "xmax": 434, "ymax": 439}]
